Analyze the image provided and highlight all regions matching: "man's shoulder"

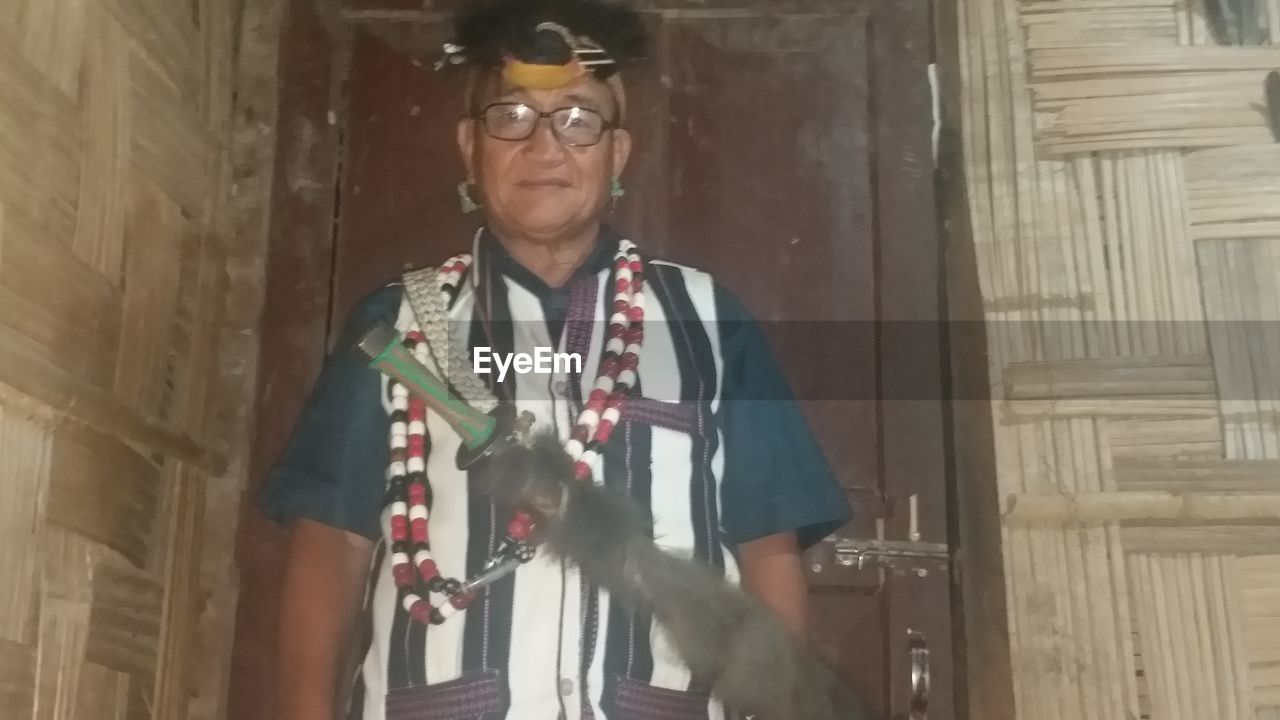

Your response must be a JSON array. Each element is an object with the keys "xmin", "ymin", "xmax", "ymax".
[
  {"xmin": 332, "ymin": 282, "xmax": 407, "ymax": 346},
  {"xmin": 350, "ymin": 282, "xmax": 405, "ymax": 320},
  {"xmin": 643, "ymin": 257, "xmax": 722, "ymax": 301},
  {"xmin": 645, "ymin": 256, "xmax": 713, "ymax": 281},
  {"xmin": 639, "ymin": 258, "xmax": 759, "ymax": 330}
]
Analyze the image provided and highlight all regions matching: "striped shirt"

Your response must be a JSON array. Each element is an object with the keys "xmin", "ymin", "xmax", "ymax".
[{"xmin": 262, "ymin": 228, "xmax": 850, "ymax": 720}]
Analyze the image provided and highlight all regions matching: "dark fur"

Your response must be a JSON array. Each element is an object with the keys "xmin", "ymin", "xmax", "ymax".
[
  {"xmin": 453, "ymin": 0, "xmax": 648, "ymax": 77},
  {"xmin": 480, "ymin": 433, "xmax": 869, "ymax": 720}
]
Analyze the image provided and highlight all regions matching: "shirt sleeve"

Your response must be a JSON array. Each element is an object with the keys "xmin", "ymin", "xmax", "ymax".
[
  {"xmin": 715, "ymin": 284, "xmax": 853, "ymax": 550},
  {"xmin": 257, "ymin": 285, "xmax": 403, "ymax": 541}
]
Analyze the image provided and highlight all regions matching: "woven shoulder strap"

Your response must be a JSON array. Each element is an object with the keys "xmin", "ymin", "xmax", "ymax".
[{"xmin": 401, "ymin": 263, "xmax": 498, "ymax": 413}]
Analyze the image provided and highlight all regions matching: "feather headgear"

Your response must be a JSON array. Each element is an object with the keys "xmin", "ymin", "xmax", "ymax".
[{"xmin": 437, "ymin": 0, "xmax": 647, "ymax": 92}]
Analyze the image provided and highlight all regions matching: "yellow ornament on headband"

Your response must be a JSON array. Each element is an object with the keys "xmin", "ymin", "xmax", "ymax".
[
  {"xmin": 500, "ymin": 21, "xmax": 612, "ymax": 91},
  {"xmin": 501, "ymin": 56, "xmax": 586, "ymax": 90}
]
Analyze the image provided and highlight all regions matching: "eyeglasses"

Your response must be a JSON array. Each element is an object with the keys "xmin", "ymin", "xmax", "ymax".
[{"xmin": 478, "ymin": 103, "xmax": 618, "ymax": 147}]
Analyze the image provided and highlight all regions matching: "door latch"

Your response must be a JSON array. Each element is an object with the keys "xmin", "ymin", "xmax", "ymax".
[
  {"xmin": 832, "ymin": 538, "xmax": 950, "ymax": 572},
  {"xmin": 807, "ymin": 493, "xmax": 949, "ymax": 585},
  {"xmin": 836, "ymin": 494, "xmax": 949, "ymax": 572}
]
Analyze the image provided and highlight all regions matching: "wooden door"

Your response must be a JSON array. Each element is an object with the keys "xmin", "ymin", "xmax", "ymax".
[{"xmin": 238, "ymin": 1, "xmax": 951, "ymax": 718}]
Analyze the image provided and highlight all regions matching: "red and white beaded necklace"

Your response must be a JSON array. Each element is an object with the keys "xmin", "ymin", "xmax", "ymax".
[{"xmin": 385, "ymin": 239, "xmax": 646, "ymax": 626}]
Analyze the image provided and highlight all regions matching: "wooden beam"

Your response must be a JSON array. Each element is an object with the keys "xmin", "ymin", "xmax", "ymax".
[
  {"xmin": 338, "ymin": 0, "xmax": 869, "ymax": 22},
  {"xmin": 227, "ymin": 0, "xmax": 347, "ymax": 718},
  {"xmin": 1004, "ymin": 491, "xmax": 1280, "ymax": 524},
  {"xmin": 935, "ymin": 0, "xmax": 1017, "ymax": 713},
  {"xmin": 190, "ymin": 0, "xmax": 288, "ymax": 716}
]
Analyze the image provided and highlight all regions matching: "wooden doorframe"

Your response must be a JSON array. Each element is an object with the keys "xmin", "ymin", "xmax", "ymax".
[
  {"xmin": 932, "ymin": 0, "xmax": 1017, "ymax": 717},
  {"xmin": 229, "ymin": 1, "xmax": 350, "ymax": 717},
  {"xmin": 229, "ymin": 3, "xmax": 997, "ymax": 719},
  {"xmin": 866, "ymin": 0, "xmax": 959, "ymax": 716}
]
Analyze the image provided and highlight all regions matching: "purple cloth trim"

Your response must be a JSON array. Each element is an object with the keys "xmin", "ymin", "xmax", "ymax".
[
  {"xmin": 613, "ymin": 675, "xmax": 711, "ymax": 720},
  {"xmin": 385, "ymin": 670, "xmax": 503, "ymax": 720},
  {"xmin": 580, "ymin": 571, "xmax": 600, "ymax": 718},
  {"xmin": 624, "ymin": 399, "xmax": 703, "ymax": 435},
  {"xmin": 565, "ymin": 273, "xmax": 600, "ymax": 410}
]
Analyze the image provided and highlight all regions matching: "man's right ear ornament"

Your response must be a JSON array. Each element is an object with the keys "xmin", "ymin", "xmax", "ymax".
[{"xmin": 457, "ymin": 181, "xmax": 480, "ymax": 214}]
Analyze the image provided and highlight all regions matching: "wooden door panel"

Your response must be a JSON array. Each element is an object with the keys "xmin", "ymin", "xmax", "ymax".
[
  {"xmin": 332, "ymin": 25, "xmax": 473, "ymax": 332},
  {"xmin": 648, "ymin": 11, "xmax": 890, "ymax": 713},
  {"xmin": 658, "ymin": 10, "xmax": 880, "ymax": 490}
]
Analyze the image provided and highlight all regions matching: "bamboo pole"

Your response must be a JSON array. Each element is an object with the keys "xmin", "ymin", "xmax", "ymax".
[
  {"xmin": 0, "ymin": 408, "xmax": 50, "ymax": 641},
  {"xmin": 1114, "ymin": 458, "xmax": 1280, "ymax": 491},
  {"xmin": 1004, "ymin": 491, "xmax": 1280, "ymax": 523}
]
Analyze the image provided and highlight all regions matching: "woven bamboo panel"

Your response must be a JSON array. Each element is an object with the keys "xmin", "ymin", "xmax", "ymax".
[
  {"xmin": 1022, "ymin": 0, "xmax": 1180, "ymax": 49},
  {"xmin": 1239, "ymin": 555, "xmax": 1280, "ymax": 705},
  {"xmin": 0, "ymin": 1, "xmax": 265, "ymax": 718},
  {"xmin": 1104, "ymin": 416, "xmax": 1224, "ymax": 459},
  {"xmin": 1031, "ymin": 47, "xmax": 1280, "ymax": 152},
  {"xmin": 1198, "ymin": 237, "xmax": 1280, "ymax": 458},
  {"xmin": 1185, "ymin": 145, "xmax": 1280, "ymax": 240},
  {"xmin": 1127, "ymin": 553, "xmax": 1252, "ymax": 720},
  {"xmin": 959, "ymin": 0, "xmax": 1280, "ymax": 714}
]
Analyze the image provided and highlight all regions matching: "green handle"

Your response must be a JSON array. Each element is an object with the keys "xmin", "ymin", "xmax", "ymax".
[{"xmin": 356, "ymin": 323, "xmax": 496, "ymax": 449}]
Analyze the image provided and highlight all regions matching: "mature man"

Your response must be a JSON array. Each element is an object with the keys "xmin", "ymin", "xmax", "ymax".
[{"xmin": 261, "ymin": 1, "xmax": 851, "ymax": 718}]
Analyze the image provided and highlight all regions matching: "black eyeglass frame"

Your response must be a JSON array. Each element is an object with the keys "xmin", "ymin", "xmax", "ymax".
[{"xmin": 475, "ymin": 102, "xmax": 621, "ymax": 147}]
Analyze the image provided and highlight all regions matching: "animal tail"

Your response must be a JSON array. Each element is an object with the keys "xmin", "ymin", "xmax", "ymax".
[
  {"xmin": 544, "ymin": 479, "xmax": 870, "ymax": 720},
  {"xmin": 478, "ymin": 432, "xmax": 869, "ymax": 719}
]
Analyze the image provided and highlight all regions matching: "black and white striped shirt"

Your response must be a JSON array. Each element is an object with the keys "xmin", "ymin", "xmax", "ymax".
[{"xmin": 263, "ymin": 228, "xmax": 850, "ymax": 720}]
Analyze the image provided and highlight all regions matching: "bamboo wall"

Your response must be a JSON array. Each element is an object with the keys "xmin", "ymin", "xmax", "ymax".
[
  {"xmin": 0, "ymin": 1, "xmax": 279, "ymax": 719},
  {"xmin": 958, "ymin": 0, "xmax": 1280, "ymax": 717}
]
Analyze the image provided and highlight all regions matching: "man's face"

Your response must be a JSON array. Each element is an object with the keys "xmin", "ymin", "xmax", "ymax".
[{"xmin": 458, "ymin": 74, "xmax": 631, "ymax": 243}]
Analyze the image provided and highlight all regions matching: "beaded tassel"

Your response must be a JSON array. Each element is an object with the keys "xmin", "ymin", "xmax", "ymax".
[{"xmin": 385, "ymin": 240, "xmax": 646, "ymax": 626}]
